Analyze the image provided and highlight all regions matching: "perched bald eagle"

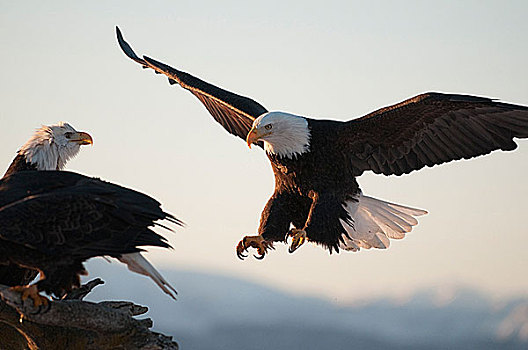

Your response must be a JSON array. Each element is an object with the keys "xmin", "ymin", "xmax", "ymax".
[
  {"xmin": 1, "ymin": 122, "xmax": 93, "ymax": 287},
  {"xmin": 117, "ymin": 27, "xmax": 528, "ymax": 259},
  {"xmin": 0, "ymin": 170, "xmax": 180, "ymax": 305},
  {"xmin": 1, "ymin": 123, "xmax": 180, "ymax": 303}
]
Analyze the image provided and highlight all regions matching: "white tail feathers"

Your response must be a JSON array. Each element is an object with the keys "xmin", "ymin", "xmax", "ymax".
[
  {"xmin": 118, "ymin": 252, "xmax": 177, "ymax": 300},
  {"xmin": 339, "ymin": 193, "xmax": 427, "ymax": 252}
]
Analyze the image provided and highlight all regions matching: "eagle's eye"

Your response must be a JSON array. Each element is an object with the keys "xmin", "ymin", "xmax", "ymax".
[
  {"xmin": 64, "ymin": 132, "xmax": 73, "ymax": 139},
  {"xmin": 264, "ymin": 124, "xmax": 273, "ymax": 130}
]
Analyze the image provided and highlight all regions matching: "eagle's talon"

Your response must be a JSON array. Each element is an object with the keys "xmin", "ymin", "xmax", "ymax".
[
  {"xmin": 287, "ymin": 229, "xmax": 307, "ymax": 254},
  {"xmin": 237, "ymin": 251, "xmax": 247, "ymax": 260},
  {"xmin": 29, "ymin": 301, "xmax": 52, "ymax": 315},
  {"xmin": 236, "ymin": 240, "xmax": 249, "ymax": 260},
  {"xmin": 236, "ymin": 235, "xmax": 272, "ymax": 260},
  {"xmin": 11, "ymin": 285, "xmax": 49, "ymax": 308}
]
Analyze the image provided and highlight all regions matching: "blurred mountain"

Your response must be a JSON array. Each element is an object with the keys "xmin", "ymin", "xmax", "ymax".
[{"xmin": 83, "ymin": 259, "xmax": 527, "ymax": 350}]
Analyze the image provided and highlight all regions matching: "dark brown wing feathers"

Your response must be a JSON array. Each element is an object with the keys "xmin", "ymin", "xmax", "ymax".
[
  {"xmin": 0, "ymin": 171, "xmax": 180, "ymax": 259},
  {"xmin": 342, "ymin": 93, "xmax": 528, "ymax": 176},
  {"xmin": 116, "ymin": 27, "xmax": 267, "ymax": 141}
]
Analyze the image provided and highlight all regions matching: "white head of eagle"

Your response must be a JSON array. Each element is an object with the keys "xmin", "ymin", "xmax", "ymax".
[
  {"xmin": 246, "ymin": 112, "xmax": 311, "ymax": 158},
  {"xmin": 19, "ymin": 122, "xmax": 93, "ymax": 170}
]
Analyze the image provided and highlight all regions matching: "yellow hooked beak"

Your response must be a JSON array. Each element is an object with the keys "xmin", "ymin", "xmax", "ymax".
[
  {"xmin": 70, "ymin": 131, "xmax": 93, "ymax": 146},
  {"xmin": 246, "ymin": 127, "xmax": 271, "ymax": 149},
  {"xmin": 246, "ymin": 127, "xmax": 259, "ymax": 149}
]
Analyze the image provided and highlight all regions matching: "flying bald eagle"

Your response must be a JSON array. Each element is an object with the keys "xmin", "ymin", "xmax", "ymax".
[
  {"xmin": 1, "ymin": 122, "xmax": 93, "ymax": 287},
  {"xmin": 116, "ymin": 27, "xmax": 528, "ymax": 259},
  {"xmin": 0, "ymin": 170, "xmax": 180, "ymax": 305},
  {"xmin": 1, "ymin": 123, "xmax": 180, "ymax": 303}
]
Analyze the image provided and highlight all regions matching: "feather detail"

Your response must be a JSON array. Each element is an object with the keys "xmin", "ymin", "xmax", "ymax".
[
  {"xmin": 18, "ymin": 123, "xmax": 85, "ymax": 171},
  {"xmin": 117, "ymin": 252, "xmax": 177, "ymax": 299},
  {"xmin": 339, "ymin": 193, "xmax": 427, "ymax": 251}
]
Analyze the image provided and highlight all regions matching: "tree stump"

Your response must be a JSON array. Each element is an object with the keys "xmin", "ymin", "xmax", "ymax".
[{"xmin": 0, "ymin": 279, "xmax": 178, "ymax": 350}]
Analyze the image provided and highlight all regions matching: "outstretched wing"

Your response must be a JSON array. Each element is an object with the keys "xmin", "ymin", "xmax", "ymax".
[
  {"xmin": 116, "ymin": 26, "xmax": 268, "ymax": 142},
  {"xmin": 339, "ymin": 93, "xmax": 528, "ymax": 176},
  {"xmin": 0, "ymin": 171, "xmax": 181, "ymax": 257}
]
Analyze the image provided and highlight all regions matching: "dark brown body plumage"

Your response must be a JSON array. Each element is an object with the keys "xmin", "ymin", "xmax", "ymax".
[{"xmin": 259, "ymin": 120, "xmax": 359, "ymax": 251}]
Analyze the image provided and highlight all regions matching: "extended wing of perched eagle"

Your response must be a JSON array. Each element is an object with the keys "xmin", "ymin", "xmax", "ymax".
[
  {"xmin": 116, "ymin": 27, "xmax": 528, "ymax": 258},
  {"xmin": 0, "ymin": 170, "xmax": 181, "ymax": 304}
]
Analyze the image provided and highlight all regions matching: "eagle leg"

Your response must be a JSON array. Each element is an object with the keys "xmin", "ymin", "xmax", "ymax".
[
  {"xmin": 287, "ymin": 229, "xmax": 307, "ymax": 253},
  {"xmin": 10, "ymin": 284, "xmax": 49, "ymax": 308},
  {"xmin": 236, "ymin": 235, "xmax": 274, "ymax": 260}
]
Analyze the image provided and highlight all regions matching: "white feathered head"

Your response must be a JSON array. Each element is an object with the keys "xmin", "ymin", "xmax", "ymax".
[
  {"xmin": 246, "ymin": 112, "xmax": 311, "ymax": 158},
  {"xmin": 19, "ymin": 122, "xmax": 93, "ymax": 170}
]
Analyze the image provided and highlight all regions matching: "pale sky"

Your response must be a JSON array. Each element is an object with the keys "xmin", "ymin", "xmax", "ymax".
[{"xmin": 1, "ymin": 1, "xmax": 527, "ymax": 303}]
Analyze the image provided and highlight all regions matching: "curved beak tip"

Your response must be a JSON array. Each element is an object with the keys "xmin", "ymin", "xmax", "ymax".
[
  {"xmin": 76, "ymin": 132, "xmax": 93, "ymax": 146},
  {"xmin": 246, "ymin": 129, "xmax": 257, "ymax": 149}
]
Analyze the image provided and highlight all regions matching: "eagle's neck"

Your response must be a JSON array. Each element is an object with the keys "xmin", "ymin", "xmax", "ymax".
[
  {"xmin": 264, "ymin": 117, "xmax": 311, "ymax": 159},
  {"xmin": 19, "ymin": 139, "xmax": 62, "ymax": 171},
  {"xmin": 3, "ymin": 138, "xmax": 65, "ymax": 178}
]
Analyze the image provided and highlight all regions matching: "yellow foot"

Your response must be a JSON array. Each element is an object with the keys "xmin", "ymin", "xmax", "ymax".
[
  {"xmin": 236, "ymin": 235, "xmax": 274, "ymax": 260},
  {"xmin": 10, "ymin": 285, "xmax": 49, "ymax": 307},
  {"xmin": 287, "ymin": 229, "xmax": 307, "ymax": 253}
]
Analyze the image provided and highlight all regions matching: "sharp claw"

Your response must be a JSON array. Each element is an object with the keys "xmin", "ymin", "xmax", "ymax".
[
  {"xmin": 43, "ymin": 301, "xmax": 52, "ymax": 313},
  {"xmin": 289, "ymin": 242, "xmax": 300, "ymax": 254},
  {"xmin": 236, "ymin": 235, "xmax": 272, "ymax": 260},
  {"xmin": 287, "ymin": 229, "xmax": 307, "ymax": 254},
  {"xmin": 289, "ymin": 241, "xmax": 297, "ymax": 254},
  {"xmin": 236, "ymin": 240, "xmax": 248, "ymax": 260},
  {"xmin": 288, "ymin": 242, "xmax": 300, "ymax": 253},
  {"xmin": 31, "ymin": 301, "xmax": 50, "ymax": 315}
]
